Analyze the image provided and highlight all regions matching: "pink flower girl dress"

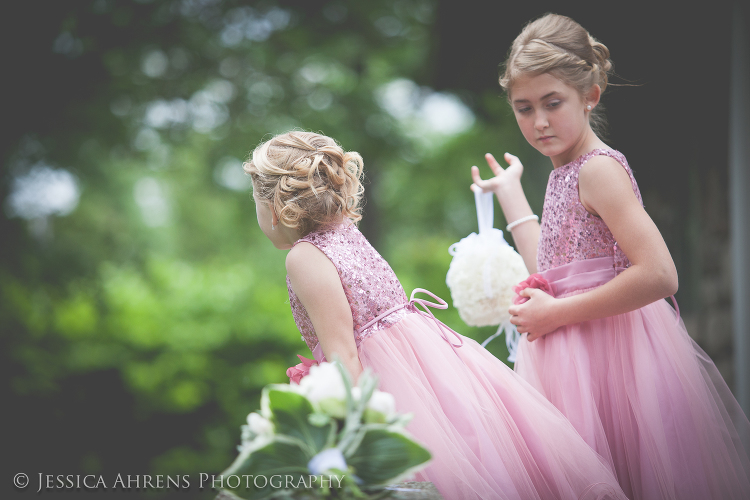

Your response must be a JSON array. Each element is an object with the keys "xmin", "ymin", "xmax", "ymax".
[
  {"xmin": 286, "ymin": 222, "xmax": 628, "ymax": 500},
  {"xmin": 514, "ymin": 148, "xmax": 750, "ymax": 500}
]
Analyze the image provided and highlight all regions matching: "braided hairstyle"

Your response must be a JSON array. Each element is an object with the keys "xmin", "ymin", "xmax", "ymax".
[
  {"xmin": 244, "ymin": 131, "xmax": 365, "ymax": 236},
  {"xmin": 500, "ymin": 13, "xmax": 614, "ymax": 135}
]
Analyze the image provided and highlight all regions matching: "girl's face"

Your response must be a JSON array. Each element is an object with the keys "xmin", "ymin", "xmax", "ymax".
[
  {"xmin": 510, "ymin": 73, "xmax": 597, "ymax": 168},
  {"xmin": 252, "ymin": 189, "xmax": 274, "ymax": 237},
  {"xmin": 252, "ymin": 190, "xmax": 295, "ymax": 250}
]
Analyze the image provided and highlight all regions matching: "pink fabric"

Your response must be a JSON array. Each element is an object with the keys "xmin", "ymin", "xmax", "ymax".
[
  {"xmin": 537, "ymin": 149, "xmax": 640, "ymax": 272},
  {"xmin": 515, "ymin": 255, "xmax": 750, "ymax": 500},
  {"xmin": 513, "ymin": 274, "xmax": 554, "ymax": 305},
  {"xmin": 285, "ymin": 224, "xmax": 628, "ymax": 499},
  {"xmin": 522, "ymin": 148, "xmax": 750, "ymax": 498},
  {"xmin": 359, "ymin": 313, "xmax": 626, "ymax": 500},
  {"xmin": 287, "ymin": 223, "xmax": 409, "ymax": 352},
  {"xmin": 357, "ymin": 288, "xmax": 464, "ymax": 351}
]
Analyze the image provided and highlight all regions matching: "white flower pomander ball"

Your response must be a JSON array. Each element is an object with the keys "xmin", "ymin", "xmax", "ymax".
[{"xmin": 446, "ymin": 228, "xmax": 529, "ymax": 327}]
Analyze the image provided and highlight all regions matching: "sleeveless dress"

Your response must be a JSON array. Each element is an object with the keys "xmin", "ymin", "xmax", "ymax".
[
  {"xmin": 287, "ymin": 223, "xmax": 628, "ymax": 500},
  {"xmin": 514, "ymin": 148, "xmax": 750, "ymax": 500}
]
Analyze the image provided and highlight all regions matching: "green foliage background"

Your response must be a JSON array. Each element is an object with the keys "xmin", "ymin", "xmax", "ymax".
[{"xmin": 1, "ymin": 1, "xmax": 553, "ymax": 498}]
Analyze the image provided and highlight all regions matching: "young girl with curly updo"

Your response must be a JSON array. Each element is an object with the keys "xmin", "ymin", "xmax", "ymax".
[
  {"xmin": 246, "ymin": 131, "xmax": 629, "ymax": 499},
  {"xmin": 472, "ymin": 13, "xmax": 750, "ymax": 500}
]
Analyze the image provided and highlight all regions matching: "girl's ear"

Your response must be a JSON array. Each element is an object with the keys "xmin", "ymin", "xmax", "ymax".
[
  {"xmin": 586, "ymin": 84, "xmax": 602, "ymax": 109},
  {"xmin": 268, "ymin": 201, "xmax": 279, "ymax": 226}
]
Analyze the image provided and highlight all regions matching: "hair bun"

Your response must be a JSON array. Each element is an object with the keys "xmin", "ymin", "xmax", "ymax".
[
  {"xmin": 589, "ymin": 36, "xmax": 613, "ymax": 91},
  {"xmin": 244, "ymin": 131, "xmax": 365, "ymax": 236},
  {"xmin": 589, "ymin": 37, "xmax": 611, "ymax": 68}
]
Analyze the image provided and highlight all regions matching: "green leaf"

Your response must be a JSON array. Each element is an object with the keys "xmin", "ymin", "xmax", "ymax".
[
  {"xmin": 264, "ymin": 387, "xmax": 330, "ymax": 455},
  {"xmin": 347, "ymin": 428, "xmax": 432, "ymax": 486},
  {"xmin": 307, "ymin": 412, "xmax": 331, "ymax": 427},
  {"xmin": 220, "ymin": 436, "xmax": 310, "ymax": 500}
]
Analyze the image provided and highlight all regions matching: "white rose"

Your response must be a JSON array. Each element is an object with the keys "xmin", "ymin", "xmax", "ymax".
[
  {"xmin": 351, "ymin": 386, "xmax": 362, "ymax": 402},
  {"xmin": 299, "ymin": 362, "xmax": 348, "ymax": 418},
  {"xmin": 299, "ymin": 362, "xmax": 347, "ymax": 401},
  {"xmin": 240, "ymin": 412, "xmax": 275, "ymax": 453},
  {"xmin": 307, "ymin": 448, "xmax": 347, "ymax": 475},
  {"xmin": 364, "ymin": 390, "xmax": 397, "ymax": 423},
  {"xmin": 368, "ymin": 390, "xmax": 396, "ymax": 416},
  {"xmin": 246, "ymin": 412, "xmax": 274, "ymax": 436}
]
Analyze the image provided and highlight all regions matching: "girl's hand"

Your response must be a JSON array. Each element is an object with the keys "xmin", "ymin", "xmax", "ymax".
[
  {"xmin": 471, "ymin": 153, "xmax": 524, "ymax": 193},
  {"xmin": 508, "ymin": 288, "xmax": 560, "ymax": 341},
  {"xmin": 470, "ymin": 151, "xmax": 539, "ymax": 274}
]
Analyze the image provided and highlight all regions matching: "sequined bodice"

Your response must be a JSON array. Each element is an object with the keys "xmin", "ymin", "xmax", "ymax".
[
  {"xmin": 537, "ymin": 149, "xmax": 643, "ymax": 272},
  {"xmin": 287, "ymin": 224, "xmax": 409, "ymax": 352}
]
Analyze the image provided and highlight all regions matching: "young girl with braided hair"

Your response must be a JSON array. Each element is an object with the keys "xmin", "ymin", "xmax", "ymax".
[
  {"xmin": 472, "ymin": 13, "xmax": 750, "ymax": 499},
  {"xmin": 246, "ymin": 131, "xmax": 629, "ymax": 499}
]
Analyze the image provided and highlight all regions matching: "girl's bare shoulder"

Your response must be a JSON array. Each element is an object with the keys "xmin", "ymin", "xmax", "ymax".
[{"xmin": 579, "ymin": 154, "xmax": 639, "ymax": 215}]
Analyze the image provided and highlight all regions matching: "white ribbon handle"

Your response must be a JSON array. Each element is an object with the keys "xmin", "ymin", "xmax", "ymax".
[
  {"xmin": 474, "ymin": 188, "xmax": 494, "ymax": 235},
  {"xmin": 480, "ymin": 320, "xmax": 521, "ymax": 364}
]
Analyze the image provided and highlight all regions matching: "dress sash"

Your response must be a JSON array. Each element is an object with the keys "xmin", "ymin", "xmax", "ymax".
[{"xmin": 537, "ymin": 256, "xmax": 679, "ymax": 322}]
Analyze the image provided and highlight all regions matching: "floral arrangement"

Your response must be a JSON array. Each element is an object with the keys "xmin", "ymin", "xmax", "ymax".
[
  {"xmin": 446, "ymin": 190, "xmax": 528, "ymax": 361},
  {"xmin": 446, "ymin": 229, "xmax": 528, "ymax": 326},
  {"xmin": 217, "ymin": 361, "xmax": 432, "ymax": 499},
  {"xmin": 512, "ymin": 274, "xmax": 554, "ymax": 304}
]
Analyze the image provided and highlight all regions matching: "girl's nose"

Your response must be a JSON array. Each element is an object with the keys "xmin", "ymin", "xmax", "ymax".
[{"xmin": 534, "ymin": 113, "xmax": 548, "ymax": 130}]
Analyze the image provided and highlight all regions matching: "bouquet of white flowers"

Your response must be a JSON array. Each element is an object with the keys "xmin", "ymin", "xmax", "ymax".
[
  {"xmin": 217, "ymin": 361, "xmax": 431, "ymax": 499},
  {"xmin": 446, "ymin": 189, "xmax": 529, "ymax": 362}
]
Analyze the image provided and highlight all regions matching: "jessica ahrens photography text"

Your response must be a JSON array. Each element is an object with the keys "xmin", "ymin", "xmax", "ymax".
[{"xmin": 18, "ymin": 473, "xmax": 344, "ymax": 493}]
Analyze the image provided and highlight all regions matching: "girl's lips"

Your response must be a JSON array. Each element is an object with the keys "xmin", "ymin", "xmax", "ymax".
[{"xmin": 538, "ymin": 135, "xmax": 553, "ymax": 141}]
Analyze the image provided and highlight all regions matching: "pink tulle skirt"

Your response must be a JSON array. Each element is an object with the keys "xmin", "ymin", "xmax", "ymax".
[
  {"xmin": 515, "ymin": 257, "xmax": 750, "ymax": 500},
  {"xmin": 357, "ymin": 311, "xmax": 628, "ymax": 500}
]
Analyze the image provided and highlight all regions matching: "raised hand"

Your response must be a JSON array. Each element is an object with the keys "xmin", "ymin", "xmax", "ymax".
[
  {"xmin": 471, "ymin": 153, "xmax": 524, "ymax": 193},
  {"xmin": 469, "ymin": 151, "xmax": 539, "ymax": 273}
]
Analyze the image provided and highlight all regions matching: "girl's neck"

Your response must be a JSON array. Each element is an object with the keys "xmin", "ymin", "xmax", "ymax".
[
  {"xmin": 288, "ymin": 215, "xmax": 349, "ymax": 246},
  {"xmin": 275, "ymin": 224, "xmax": 302, "ymax": 250},
  {"xmin": 551, "ymin": 129, "xmax": 608, "ymax": 169}
]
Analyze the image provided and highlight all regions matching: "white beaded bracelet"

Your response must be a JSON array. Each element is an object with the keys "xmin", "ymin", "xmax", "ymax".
[{"xmin": 506, "ymin": 214, "xmax": 539, "ymax": 231}]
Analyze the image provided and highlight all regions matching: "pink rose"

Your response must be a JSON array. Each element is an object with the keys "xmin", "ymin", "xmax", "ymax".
[
  {"xmin": 286, "ymin": 355, "xmax": 319, "ymax": 385},
  {"xmin": 513, "ymin": 274, "xmax": 554, "ymax": 305}
]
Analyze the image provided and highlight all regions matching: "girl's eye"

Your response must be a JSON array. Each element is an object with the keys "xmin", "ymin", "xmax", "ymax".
[
  {"xmin": 516, "ymin": 107, "xmax": 531, "ymax": 114},
  {"xmin": 547, "ymin": 100, "xmax": 561, "ymax": 108}
]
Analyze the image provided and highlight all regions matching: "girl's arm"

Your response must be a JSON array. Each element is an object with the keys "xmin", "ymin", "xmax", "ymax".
[
  {"xmin": 472, "ymin": 153, "xmax": 540, "ymax": 273},
  {"xmin": 286, "ymin": 242, "xmax": 363, "ymax": 380},
  {"xmin": 510, "ymin": 155, "xmax": 678, "ymax": 340}
]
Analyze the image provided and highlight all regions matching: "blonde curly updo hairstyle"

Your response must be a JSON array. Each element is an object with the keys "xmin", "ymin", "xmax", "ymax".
[
  {"xmin": 500, "ymin": 13, "xmax": 614, "ymax": 135},
  {"xmin": 244, "ymin": 131, "xmax": 365, "ymax": 236}
]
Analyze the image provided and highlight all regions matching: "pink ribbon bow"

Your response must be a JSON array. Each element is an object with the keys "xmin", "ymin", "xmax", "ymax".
[
  {"xmin": 513, "ymin": 274, "xmax": 554, "ymax": 305},
  {"xmin": 286, "ymin": 355, "xmax": 319, "ymax": 384},
  {"xmin": 357, "ymin": 288, "xmax": 464, "ymax": 353}
]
